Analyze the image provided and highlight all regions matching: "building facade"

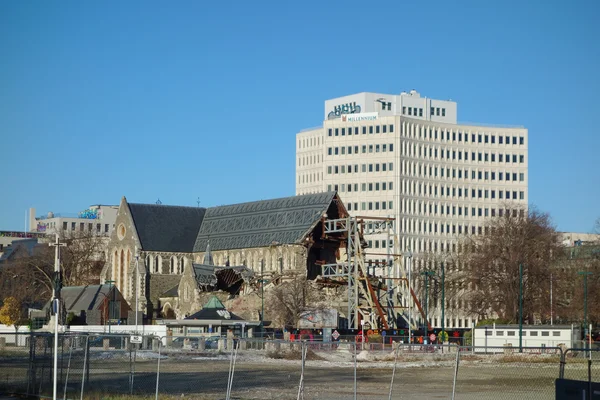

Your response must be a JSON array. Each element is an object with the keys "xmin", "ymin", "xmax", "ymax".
[
  {"xmin": 100, "ymin": 192, "xmax": 348, "ymax": 321},
  {"xmin": 29, "ymin": 205, "xmax": 119, "ymax": 236},
  {"xmin": 296, "ymin": 90, "xmax": 529, "ymax": 330}
]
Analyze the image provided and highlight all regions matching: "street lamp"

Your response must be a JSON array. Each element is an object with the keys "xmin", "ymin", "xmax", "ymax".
[
  {"xmin": 260, "ymin": 259, "xmax": 265, "ymax": 336},
  {"xmin": 519, "ymin": 264, "xmax": 524, "ymax": 353},
  {"xmin": 105, "ymin": 280, "xmax": 116, "ymax": 334},
  {"xmin": 421, "ymin": 270, "xmax": 434, "ymax": 342},
  {"xmin": 134, "ymin": 247, "xmax": 140, "ymax": 334},
  {"xmin": 406, "ymin": 250, "xmax": 413, "ymax": 345},
  {"xmin": 577, "ymin": 271, "xmax": 593, "ymax": 343},
  {"xmin": 441, "ymin": 262, "xmax": 445, "ymax": 344}
]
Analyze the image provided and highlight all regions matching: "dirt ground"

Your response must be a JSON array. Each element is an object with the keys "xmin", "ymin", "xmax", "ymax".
[{"xmin": 1, "ymin": 347, "xmax": 595, "ymax": 399}]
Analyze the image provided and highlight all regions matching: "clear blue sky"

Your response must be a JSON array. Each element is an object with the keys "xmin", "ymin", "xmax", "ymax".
[{"xmin": 1, "ymin": 1, "xmax": 598, "ymax": 233}]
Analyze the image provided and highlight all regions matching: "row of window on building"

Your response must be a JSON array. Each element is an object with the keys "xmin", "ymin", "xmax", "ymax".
[
  {"xmin": 401, "ymin": 201, "xmax": 527, "ymax": 221},
  {"xmin": 298, "ymin": 172, "xmax": 323, "ymax": 185},
  {"xmin": 401, "ymin": 164, "xmax": 526, "ymax": 183},
  {"xmin": 146, "ymin": 255, "xmax": 186, "ymax": 275},
  {"xmin": 327, "ymin": 143, "xmax": 394, "ymax": 156},
  {"xmin": 401, "ymin": 106, "xmax": 447, "ymax": 118},
  {"xmin": 484, "ymin": 330, "xmax": 561, "ymax": 337},
  {"xmin": 297, "ymin": 136, "xmax": 322, "ymax": 149},
  {"xmin": 402, "ymin": 183, "xmax": 526, "ymax": 200},
  {"xmin": 402, "ymin": 124, "xmax": 525, "ymax": 147},
  {"xmin": 298, "ymin": 153, "xmax": 322, "ymax": 167},
  {"xmin": 340, "ymin": 200, "xmax": 394, "ymax": 212},
  {"xmin": 327, "ymin": 124, "xmax": 394, "ymax": 137},
  {"xmin": 400, "ymin": 214, "xmax": 525, "ymax": 237},
  {"xmin": 62, "ymin": 221, "xmax": 112, "ymax": 233},
  {"xmin": 402, "ymin": 144, "xmax": 526, "ymax": 164},
  {"xmin": 327, "ymin": 162, "xmax": 394, "ymax": 174}
]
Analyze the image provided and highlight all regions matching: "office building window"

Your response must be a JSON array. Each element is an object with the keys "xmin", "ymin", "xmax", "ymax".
[
  {"xmin": 520, "ymin": 136, "xmax": 524, "ymax": 145},
  {"xmin": 369, "ymin": 126, "xmax": 373, "ymax": 134},
  {"xmin": 442, "ymin": 108, "xmax": 446, "ymax": 117},
  {"xmin": 328, "ymin": 129, "xmax": 332, "ymax": 136}
]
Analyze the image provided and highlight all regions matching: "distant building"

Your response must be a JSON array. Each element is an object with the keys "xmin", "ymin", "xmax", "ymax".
[{"xmin": 29, "ymin": 205, "xmax": 119, "ymax": 236}]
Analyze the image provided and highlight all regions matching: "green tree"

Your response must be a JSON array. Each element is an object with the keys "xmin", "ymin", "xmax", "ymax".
[{"xmin": 0, "ymin": 297, "xmax": 26, "ymax": 346}]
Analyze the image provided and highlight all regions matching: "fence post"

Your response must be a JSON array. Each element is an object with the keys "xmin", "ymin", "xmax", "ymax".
[
  {"xmin": 559, "ymin": 349, "xmax": 567, "ymax": 380},
  {"xmin": 80, "ymin": 336, "xmax": 89, "ymax": 400},
  {"xmin": 354, "ymin": 341, "xmax": 357, "ymax": 400},
  {"xmin": 155, "ymin": 337, "xmax": 162, "ymax": 400},
  {"xmin": 452, "ymin": 344, "xmax": 460, "ymax": 400},
  {"xmin": 297, "ymin": 341, "xmax": 306, "ymax": 400},
  {"xmin": 63, "ymin": 337, "xmax": 73, "ymax": 400},
  {"xmin": 388, "ymin": 342, "xmax": 399, "ymax": 400},
  {"xmin": 226, "ymin": 340, "xmax": 239, "ymax": 400}
]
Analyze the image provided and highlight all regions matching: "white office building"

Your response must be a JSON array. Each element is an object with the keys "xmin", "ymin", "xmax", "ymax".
[
  {"xmin": 296, "ymin": 90, "xmax": 528, "ymax": 329},
  {"xmin": 29, "ymin": 205, "xmax": 119, "ymax": 236}
]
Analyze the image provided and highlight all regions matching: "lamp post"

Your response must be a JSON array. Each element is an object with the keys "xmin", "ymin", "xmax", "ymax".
[
  {"xmin": 421, "ymin": 270, "xmax": 434, "ymax": 343},
  {"xmin": 260, "ymin": 259, "xmax": 265, "ymax": 336},
  {"xmin": 441, "ymin": 262, "xmax": 445, "ymax": 344},
  {"xmin": 578, "ymin": 271, "xmax": 593, "ymax": 344},
  {"xmin": 105, "ymin": 280, "xmax": 115, "ymax": 334},
  {"xmin": 406, "ymin": 250, "xmax": 412, "ymax": 345},
  {"xmin": 49, "ymin": 234, "xmax": 66, "ymax": 400},
  {"xmin": 519, "ymin": 264, "xmax": 523, "ymax": 353},
  {"xmin": 135, "ymin": 247, "xmax": 140, "ymax": 333}
]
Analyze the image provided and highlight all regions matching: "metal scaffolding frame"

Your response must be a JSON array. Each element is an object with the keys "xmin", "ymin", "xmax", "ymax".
[{"xmin": 321, "ymin": 215, "xmax": 429, "ymax": 331}]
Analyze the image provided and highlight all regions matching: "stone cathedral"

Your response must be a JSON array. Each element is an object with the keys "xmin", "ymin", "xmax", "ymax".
[{"xmin": 100, "ymin": 192, "xmax": 347, "ymax": 321}]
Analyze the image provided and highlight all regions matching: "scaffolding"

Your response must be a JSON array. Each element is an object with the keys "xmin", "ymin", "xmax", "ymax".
[{"xmin": 321, "ymin": 216, "xmax": 429, "ymax": 331}]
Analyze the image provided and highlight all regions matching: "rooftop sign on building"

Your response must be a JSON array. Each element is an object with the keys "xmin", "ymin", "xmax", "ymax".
[{"xmin": 341, "ymin": 112, "xmax": 378, "ymax": 123}]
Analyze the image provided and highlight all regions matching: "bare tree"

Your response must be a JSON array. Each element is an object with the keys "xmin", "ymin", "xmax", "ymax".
[
  {"xmin": 0, "ymin": 228, "xmax": 107, "ymax": 307},
  {"xmin": 457, "ymin": 206, "xmax": 562, "ymax": 323},
  {"xmin": 266, "ymin": 275, "xmax": 326, "ymax": 329}
]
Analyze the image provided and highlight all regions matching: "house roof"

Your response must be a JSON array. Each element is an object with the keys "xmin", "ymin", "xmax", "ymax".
[
  {"xmin": 128, "ymin": 203, "xmax": 206, "ymax": 252},
  {"xmin": 185, "ymin": 295, "xmax": 244, "ymax": 321},
  {"xmin": 193, "ymin": 191, "xmax": 337, "ymax": 252},
  {"xmin": 59, "ymin": 285, "xmax": 115, "ymax": 312},
  {"xmin": 0, "ymin": 238, "xmax": 41, "ymax": 262}
]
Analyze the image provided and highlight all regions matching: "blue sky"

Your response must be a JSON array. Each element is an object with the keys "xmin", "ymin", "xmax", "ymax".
[{"xmin": 1, "ymin": 1, "xmax": 598, "ymax": 233}]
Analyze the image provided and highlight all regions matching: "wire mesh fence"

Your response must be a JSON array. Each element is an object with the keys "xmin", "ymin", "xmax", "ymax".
[{"xmin": 1, "ymin": 333, "xmax": 599, "ymax": 399}]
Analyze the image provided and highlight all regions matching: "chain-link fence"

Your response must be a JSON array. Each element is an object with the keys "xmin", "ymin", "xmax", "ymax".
[{"xmin": 1, "ymin": 333, "xmax": 599, "ymax": 399}]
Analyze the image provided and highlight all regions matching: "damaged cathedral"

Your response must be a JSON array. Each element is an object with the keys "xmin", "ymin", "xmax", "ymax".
[{"xmin": 100, "ymin": 192, "xmax": 349, "ymax": 324}]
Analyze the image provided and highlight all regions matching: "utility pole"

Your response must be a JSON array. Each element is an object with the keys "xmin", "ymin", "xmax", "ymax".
[
  {"xmin": 519, "ymin": 263, "xmax": 523, "ymax": 353},
  {"xmin": 406, "ymin": 250, "xmax": 412, "ymax": 345},
  {"xmin": 441, "ymin": 262, "xmax": 445, "ymax": 344},
  {"xmin": 135, "ymin": 247, "xmax": 140, "ymax": 333},
  {"xmin": 422, "ymin": 270, "xmax": 434, "ymax": 342},
  {"xmin": 578, "ymin": 271, "xmax": 593, "ymax": 344},
  {"xmin": 550, "ymin": 273, "xmax": 553, "ymax": 326},
  {"xmin": 260, "ymin": 259, "xmax": 265, "ymax": 336},
  {"xmin": 49, "ymin": 234, "xmax": 66, "ymax": 400}
]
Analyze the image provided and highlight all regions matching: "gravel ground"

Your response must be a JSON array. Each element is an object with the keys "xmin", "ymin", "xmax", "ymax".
[{"xmin": 1, "ymin": 347, "xmax": 596, "ymax": 399}]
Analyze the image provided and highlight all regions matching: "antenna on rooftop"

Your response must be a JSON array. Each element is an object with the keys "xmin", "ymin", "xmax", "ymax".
[
  {"xmin": 156, "ymin": 199, "xmax": 162, "ymax": 205},
  {"xmin": 197, "ymin": 197, "xmax": 201, "ymax": 207}
]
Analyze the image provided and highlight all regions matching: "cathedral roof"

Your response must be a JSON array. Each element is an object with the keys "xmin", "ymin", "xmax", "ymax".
[
  {"xmin": 193, "ymin": 191, "xmax": 337, "ymax": 252},
  {"xmin": 128, "ymin": 203, "xmax": 206, "ymax": 252}
]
